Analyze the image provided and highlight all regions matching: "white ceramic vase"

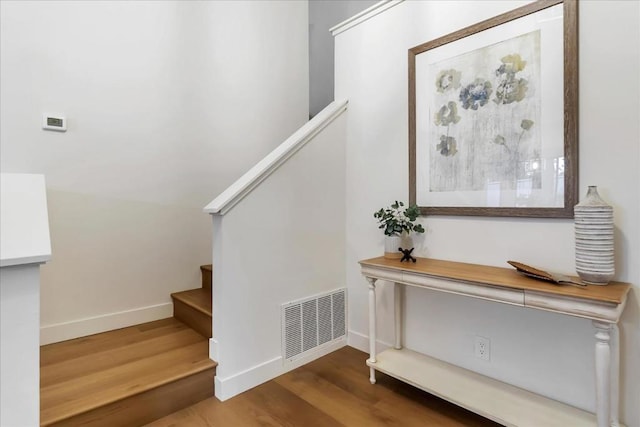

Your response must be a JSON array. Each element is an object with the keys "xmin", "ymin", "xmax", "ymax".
[
  {"xmin": 384, "ymin": 233, "xmax": 413, "ymax": 259},
  {"xmin": 574, "ymin": 186, "xmax": 614, "ymax": 285}
]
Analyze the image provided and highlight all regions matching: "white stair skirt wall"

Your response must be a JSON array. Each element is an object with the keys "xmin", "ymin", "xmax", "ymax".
[
  {"xmin": 282, "ymin": 288, "xmax": 346, "ymax": 364},
  {"xmin": 207, "ymin": 101, "xmax": 348, "ymax": 401}
]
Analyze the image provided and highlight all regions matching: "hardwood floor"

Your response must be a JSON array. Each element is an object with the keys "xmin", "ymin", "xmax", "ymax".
[
  {"xmin": 40, "ymin": 318, "xmax": 216, "ymax": 426},
  {"xmin": 172, "ymin": 288, "xmax": 213, "ymax": 338},
  {"xmin": 145, "ymin": 346, "xmax": 502, "ymax": 427}
]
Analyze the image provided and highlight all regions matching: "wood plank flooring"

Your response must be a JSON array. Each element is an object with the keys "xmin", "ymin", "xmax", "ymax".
[
  {"xmin": 171, "ymin": 289, "xmax": 212, "ymax": 317},
  {"xmin": 200, "ymin": 264, "xmax": 212, "ymax": 291},
  {"xmin": 145, "ymin": 346, "xmax": 502, "ymax": 427},
  {"xmin": 41, "ymin": 318, "xmax": 217, "ymax": 426},
  {"xmin": 172, "ymin": 288, "xmax": 213, "ymax": 338}
]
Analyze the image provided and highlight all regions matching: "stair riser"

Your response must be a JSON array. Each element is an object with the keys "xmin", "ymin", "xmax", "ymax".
[
  {"xmin": 201, "ymin": 266, "xmax": 212, "ymax": 291},
  {"xmin": 44, "ymin": 369, "xmax": 215, "ymax": 427},
  {"xmin": 173, "ymin": 300, "xmax": 212, "ymax": 339}
]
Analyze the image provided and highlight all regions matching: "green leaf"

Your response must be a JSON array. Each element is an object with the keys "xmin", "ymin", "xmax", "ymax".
[{"xmin": 375, "ymin": 201, "xmax": 424, "ymax": 236}]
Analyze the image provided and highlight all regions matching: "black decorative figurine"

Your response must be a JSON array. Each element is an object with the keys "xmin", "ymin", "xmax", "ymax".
[{"xmin": 399, "ymin": 247, "xmax": 416, "ymax": 263}]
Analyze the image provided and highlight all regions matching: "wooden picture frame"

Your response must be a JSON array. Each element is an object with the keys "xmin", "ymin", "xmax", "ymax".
[{"xmin": 409, "ymin": 0, "xmax": 578, "ymax": 218}]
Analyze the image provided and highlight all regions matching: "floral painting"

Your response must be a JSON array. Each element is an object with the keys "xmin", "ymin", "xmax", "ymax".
[
  {"xmin": 427, "ymin": 31, "xmax": 541, "ymax": 193},
  {"xmin": 409, "ymin": 1, "xmax": 576, "ymax": 217}
]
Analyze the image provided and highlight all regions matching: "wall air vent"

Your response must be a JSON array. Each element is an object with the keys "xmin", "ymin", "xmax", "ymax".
[{"xmin": 282, "ymin": 288, "xmax": 346, "ymax": 363}]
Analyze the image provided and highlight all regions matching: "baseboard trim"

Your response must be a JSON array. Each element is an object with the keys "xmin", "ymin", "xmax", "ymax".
[
  {"xmin": 40, "ymin": 303, "xmax": 173, "ymax": 345},
  {"xmin": 215, "ymin": 356, "xmax": 283, "ymax": 401},
  {"xmin": 214, "ymin": 338, "xmax": 346, "ymax": 401},
  {"xmin": 209, "ymin": 338, "xmax": 219, "ymax": 362},
  {"xmin": 348, "ymin": 329, "xmax": 392, "ymax": 354}
]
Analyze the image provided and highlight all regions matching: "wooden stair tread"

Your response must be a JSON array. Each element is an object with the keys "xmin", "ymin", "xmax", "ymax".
[
  {"xmin": 40, "ymin": 318, "xmax": 216, "ymax": 426},
  {"xmin": 171, "ymin": 288, "xmax": 212, "ymax": 317},
  {"xmin": 41, "ymin": 344, "xmax": 215, "ymax": 424},
  {"xmin": 41, "ymin": 328, "xmax": 207, "ymax": 387},
  {"xmin": 41, "ymin": 319, "xmax": 194, "ymax": 370}
]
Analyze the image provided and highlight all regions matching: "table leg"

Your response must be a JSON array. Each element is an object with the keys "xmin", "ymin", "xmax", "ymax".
[
  {"xmin": 610, "ymin": 324, "xmax": 620, "ymax": 427},
  {"xmin": 394, "ymin": 282, "xmax": 402, "ymax": 350},
  {"xmin": 593, "ymin": 321, "xmax": 612, "ymax": 427},
  {"xmin": 367, "ymin": 277, "xmax": 377, "ymax": 384}
]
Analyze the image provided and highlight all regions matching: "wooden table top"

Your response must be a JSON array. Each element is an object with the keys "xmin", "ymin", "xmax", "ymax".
[{"xmin": 359, "ymin": 257, "xmax": 631, "ymax": 305}]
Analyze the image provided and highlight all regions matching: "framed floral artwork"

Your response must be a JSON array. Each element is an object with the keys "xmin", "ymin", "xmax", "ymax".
[{"xmin": 409, "ymin": 0, "xmax": 578, "ymax": 218}]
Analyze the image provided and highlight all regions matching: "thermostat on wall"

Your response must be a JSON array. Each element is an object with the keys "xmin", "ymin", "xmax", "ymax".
[{"xmin": 42, "ymin": 114, "xmax": 67, "ymax": 132}]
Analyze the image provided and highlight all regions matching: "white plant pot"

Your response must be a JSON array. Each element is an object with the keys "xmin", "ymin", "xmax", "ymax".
[{"xmin": 384, "ymin": 233, "xmax": 413, "ymax": 259}]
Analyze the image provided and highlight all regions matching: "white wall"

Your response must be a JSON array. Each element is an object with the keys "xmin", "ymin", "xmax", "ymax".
[
  {"xmin": 0, "ymin": 265, "xmax": 41, "ymax": 427},
  {"xmin": 0, "ymin": 1, "xmax": 308, "ymax": 343},
  {"xmin": 337, "ymin": 1, "xmax": 640, "ymax": 425},
  {"xmin": 309, "ymin": 0, "xmax": 377, "ymax": 117},
  {"xmin": 0, "ymin": 173, "xmax": 51, "ymax": 426},
  {"xmin": 0, "ymin": 173, "xmax": 50, "ymax": 425},
  {"xmin": 210, "ymin": 110, "xmax": 347, "ymax": 400}
]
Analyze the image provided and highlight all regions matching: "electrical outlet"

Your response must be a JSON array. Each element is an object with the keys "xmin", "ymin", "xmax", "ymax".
[{"xmin": 474, "ymin": 336, "xmax": 490, "ymax": 361}]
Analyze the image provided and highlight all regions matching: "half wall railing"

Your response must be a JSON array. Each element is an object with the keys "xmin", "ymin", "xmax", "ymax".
[{"xmin": 204, "ymin": 100, "xmax": 349, "ymax": 401}]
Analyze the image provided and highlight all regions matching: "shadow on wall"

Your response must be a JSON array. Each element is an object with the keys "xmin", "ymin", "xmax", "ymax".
[{"xmin": 309, "ymin": 0, "xmax": 378, "ymax": 117}]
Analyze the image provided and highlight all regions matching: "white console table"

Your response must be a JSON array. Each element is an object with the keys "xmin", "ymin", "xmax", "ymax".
[{"xmin": 360, "ymin": 257, "xmax": 630, "ymax": 427}]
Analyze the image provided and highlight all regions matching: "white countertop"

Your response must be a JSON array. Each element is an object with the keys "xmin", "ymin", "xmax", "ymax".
[{"xmin": 1, "ymin": 173, "xmax": 52, "ymax": 267}]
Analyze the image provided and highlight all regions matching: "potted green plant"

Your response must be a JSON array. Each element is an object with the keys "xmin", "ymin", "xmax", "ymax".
[{"xmin": 374, "ymin": 201, "xmax": 425, "ymax": 259}]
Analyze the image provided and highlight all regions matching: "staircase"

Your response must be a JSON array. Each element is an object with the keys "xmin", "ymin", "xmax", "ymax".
[
  {"xmin": 40, "ymin": 266, "xmax": 215, "ymax": 427},
  {"xmin": 171, "ymin": 265, "xmax": 212, "ymax": 339}
]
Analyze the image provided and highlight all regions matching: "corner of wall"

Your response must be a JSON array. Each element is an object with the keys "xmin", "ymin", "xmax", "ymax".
[{"xmin": 40, "ymin": 303, "xmax": 173, "ymax": 345}]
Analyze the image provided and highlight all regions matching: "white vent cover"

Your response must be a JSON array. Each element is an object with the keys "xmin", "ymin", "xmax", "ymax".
[{"xmin": 282, "ymin": 288, "xmax": 346, "ymax": 363}]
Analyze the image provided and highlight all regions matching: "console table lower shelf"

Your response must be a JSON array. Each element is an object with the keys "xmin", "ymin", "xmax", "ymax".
[{"xmin": 368, "ymin": 348, "xmax": 613, "ymax": 427}]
